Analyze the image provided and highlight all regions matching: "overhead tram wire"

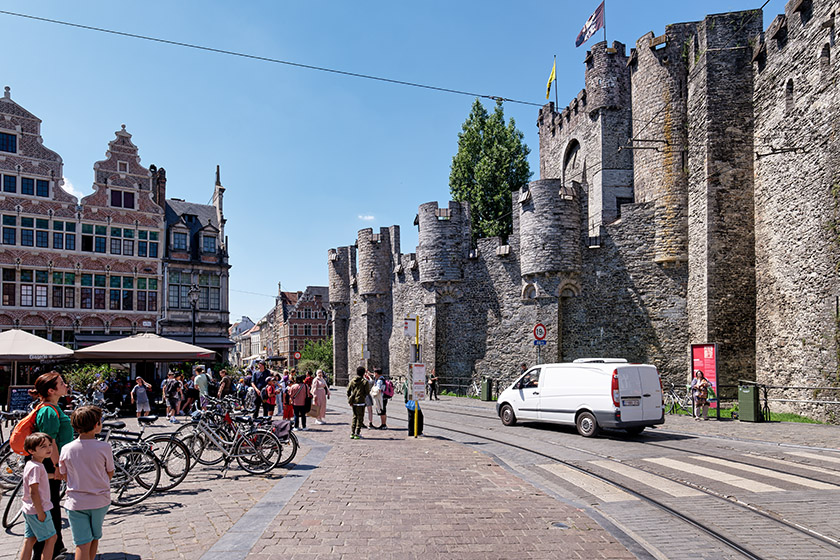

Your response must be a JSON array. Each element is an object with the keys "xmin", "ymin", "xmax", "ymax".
[{"xmin": 0, "ymin": 10, "xmax": 543, "ymax": 108}]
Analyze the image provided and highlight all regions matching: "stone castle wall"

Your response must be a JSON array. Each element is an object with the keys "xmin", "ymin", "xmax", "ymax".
[
  {"xmin": 752, "ymin": 0, "xmax": 840, "ymax": 414},
  {"xmin": 328, "ymin": 1, "xmax": 840, "ymax": 420}
]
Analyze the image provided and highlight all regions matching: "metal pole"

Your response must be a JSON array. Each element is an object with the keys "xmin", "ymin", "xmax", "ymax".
[{"xmin": 191, "ymin": 302, "xmax": 196, "ymax": 345}]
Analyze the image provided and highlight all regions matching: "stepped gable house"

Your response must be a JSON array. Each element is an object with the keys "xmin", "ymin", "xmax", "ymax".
[
  {"xmin": 0, "ymin": 87, "xmax": 232, "ymax": 361},
  {"xmin": 328, "ymin": 1, "xmax": 840, "ymax": 420}
]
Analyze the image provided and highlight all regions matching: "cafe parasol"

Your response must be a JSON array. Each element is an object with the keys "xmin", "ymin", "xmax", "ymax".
[
  {"xmin": 73, "ymin": 333, "xmax": 215, "ymax": 361},
  {"xmin": 0, "ymin": 329, "xmax": 74, "ymax": 384}
]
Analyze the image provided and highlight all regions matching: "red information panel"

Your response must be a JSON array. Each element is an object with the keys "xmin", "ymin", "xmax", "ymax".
[{"xmin": 690, "ymin": 343, "xmax": 717, "ymax": 408}]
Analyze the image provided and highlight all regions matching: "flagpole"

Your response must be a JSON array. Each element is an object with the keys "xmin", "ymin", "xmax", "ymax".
[
  {"xmin": 553, "ymin": 55, "xmax": 558, "ymax": 110},
  {"xmin": 603, "ymin": 1, "xmax": 607, "ymax": 45}
]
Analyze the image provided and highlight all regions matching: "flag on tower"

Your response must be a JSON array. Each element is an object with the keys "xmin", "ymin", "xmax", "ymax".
[
  {"xmin": 546, "ymin": 57, "xmax": 556, "ymax": 100},
  {"xmin": 575, "ymin": 1, "xmax": 605, "ymax": 48}
]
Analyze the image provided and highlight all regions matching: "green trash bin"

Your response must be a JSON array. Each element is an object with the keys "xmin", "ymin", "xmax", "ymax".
[
  {"xmin": 480, "ymin": 377, "xmax": 492, "ymax": 401},
  {"xmin": 739, "ymin": 385, "xmax": 761, "ymax": 422}
]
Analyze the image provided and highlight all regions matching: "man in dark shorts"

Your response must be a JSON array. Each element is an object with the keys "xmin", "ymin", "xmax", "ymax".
[{"xmin": 163, "ymin": 371, "xmax": 181, "ymax": 423}]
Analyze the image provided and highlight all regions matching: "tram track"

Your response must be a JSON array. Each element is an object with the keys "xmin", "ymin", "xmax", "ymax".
[{"xmin": 367, "ymin": 401, "xmax": 840, "ymax": 559}]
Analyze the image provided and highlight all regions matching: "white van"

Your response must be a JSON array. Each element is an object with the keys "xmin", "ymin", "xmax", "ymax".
[{"xmin": 495, "ymin": 359, "xmax": 664, "ymax": 437}]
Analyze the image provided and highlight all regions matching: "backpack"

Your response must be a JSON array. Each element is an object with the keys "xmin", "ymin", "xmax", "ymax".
[
  {"xmin": 383, "ymin": 379, "xmax": 395, "ymax": 398},
  {"xmin": 10, "ymin": 403, "xmax": 60, "ymax": 456}
]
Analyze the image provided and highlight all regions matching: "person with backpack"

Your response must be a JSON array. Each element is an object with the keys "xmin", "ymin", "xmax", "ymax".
[
  {"xmin": 27, "ymin": 372, "xmax": 71, "ymax": 559},
  {"xmin": 261, "ymin": 377, "xmax": 277, "ymax": 417},
  {"xmin": 250, "ymin": 361, "xmax": 270, "ymax": 419},
  {"xmin": 346, "ymin": 366, "xmax": 370, "ymax": 439},
  {"xmin": 289, "ymin": 375, "xmax": 308, "ymax": 430},
  {"xmin": 163, "ymin": 371, "xmax": 181, "ymax": 423}
]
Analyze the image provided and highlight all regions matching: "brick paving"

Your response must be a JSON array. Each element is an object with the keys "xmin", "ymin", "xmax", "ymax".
[{"xmin": 1, "ymin": 408, "xmax": 637, "ymax": 560}]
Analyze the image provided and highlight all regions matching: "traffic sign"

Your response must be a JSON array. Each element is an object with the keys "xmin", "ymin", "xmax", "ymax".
[
  {"xmin": 293, "ymin": 352, "xmax": 301, "ymax": 360},
  {"xmin": 534, "ymin": 323, "xmax": 547, "ymax": 340},
  {"xmin": 534, "ymin": 340, "xmax": 547, "ymax": 346}
]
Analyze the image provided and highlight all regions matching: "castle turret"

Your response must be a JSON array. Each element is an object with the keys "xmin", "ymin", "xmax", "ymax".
[
  {"xmin": 519, "ymin": 179, "xmax": 581, "ymax": 277},
  {"xmin": 328, "ymin": 245, "xmax": 354, "ymax": 384},
  {"xmin": 584, "ymin": 41, "xmax": 631, "ymax": 112},
  {"xmin": 631, "ymin": 23, "xmax": 697, "ymax": 263},
  {"xmin": 328, "ymin": 246, "xmax": 352, "ymax": 304},
  {"xmin": 416, "ymin": 201, "xmax": 470, "ymax": 283},
  {"xmin": 356, "ymin": 227, "xmax": 393, "ymax": 295}
]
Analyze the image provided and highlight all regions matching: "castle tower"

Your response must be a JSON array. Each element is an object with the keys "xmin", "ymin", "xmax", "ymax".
[
  {"xmin": 354, "ymin": 227, "xmax": 397, "ymax": 374},
  {"xmin": 328, "ymin": 245, "xmax": 353, "ymax": 384},
  {"xmin": 631, "ymin": 23, "xmax": 697, "ymax": 263},
  {"xmin": 686, "ymin": 10, "xmax": 762, "ymax": 386},
  {"xmin": 519, "ymin": 179, "xmax": 581, "ymax": 277},
  {"xmin": 416, "ymin": 201, "xmax": 470, "ymax": 283}
]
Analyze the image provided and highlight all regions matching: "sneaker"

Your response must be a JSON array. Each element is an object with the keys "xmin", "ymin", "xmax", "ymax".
[
  {"xmin": 299, "ymin": 426, "xmax": 307, "ymax": 431},
  {"xmin": 350, "ymin": 434, "xmax": 356, "ymax": 439},
  {"xmin": 356, "ymin": 433, "xmax": 362, "ymax": 439},
  {"xmin": 378, "ymin": 425, "xmax": 388, "ymax": 430},
  {"xmin": 368, "ymin": 423, "xmax": 375, "ymax": 429},
  {"xmin": 169, "ymin": 418, "xmax": 180, "ymax": 424}
]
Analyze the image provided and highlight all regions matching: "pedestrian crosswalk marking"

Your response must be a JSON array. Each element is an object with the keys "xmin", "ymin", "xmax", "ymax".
[
  {"xmin": 787, "ymin": 451, "xmax": 840, "ymax": 466},
  {"xmin": 589, "ymin": 460, "xmax": 704, "ymax": 497},
  {"xmin": 644, "ymin": 457, "xmax": 782, "ymax": 493},
  {"xmin": 539, "ymin": 463, "xmax": 637, "ymax": 503},
  {"xmin": 757, "ymin": 455, "xmax": 840, "ymax": 479},
  {"xmin": 693, "ymin": 456, "xmax": 836, "ymax": 490}
]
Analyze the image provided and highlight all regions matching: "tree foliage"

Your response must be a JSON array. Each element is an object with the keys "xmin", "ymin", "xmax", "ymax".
[
  {"xmin": 62, "ymin": 363, "xmax": 117, "ymax": 395},
  {"xmin": 449, "ymin": 99, "xmax": 531, "ymax": 242},
  {"xmin": 299, "ymin": 337, "xmax": 333, "ymax": 374}
]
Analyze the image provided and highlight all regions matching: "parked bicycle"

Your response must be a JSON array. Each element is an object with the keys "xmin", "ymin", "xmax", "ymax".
[
  {"xmin": 100, "ymin": 419, "xmax": 162, "ymax": 507},
  {"xmin": 177, "ymin": 406, "xmax": 283, "ymax": 476},
  {"xmin": 664, "ymin": 383, "xmax": 693, "ymax": 414},
  {"xmin": 0, "ymin": 410, "xmax": 27, "ymax": 489}
]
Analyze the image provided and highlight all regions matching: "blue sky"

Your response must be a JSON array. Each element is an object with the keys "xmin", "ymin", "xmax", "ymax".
[{"xmin": 1, "ymin": 0, "xmax": 785, "ymax": 323}]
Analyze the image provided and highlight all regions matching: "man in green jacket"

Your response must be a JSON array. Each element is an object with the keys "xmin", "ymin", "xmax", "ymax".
[{"xmin": 347, "ymin": 366, "xmax": 370, "ymax": 439}]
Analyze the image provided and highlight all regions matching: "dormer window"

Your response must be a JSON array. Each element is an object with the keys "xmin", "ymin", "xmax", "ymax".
[
  {"xmin": 111, "ymin": 190, "xmax": 135, "ymax": 209},
  {"xmin": 173, "ymin": 232, "xmax": 187, "ymax": 251},
  {"xmin": 0, "ymin": 132, "xmax": 16, "ymax": 154},
  {"xmin": 202, "ymin": 235, "xmax": 216, "ymax": 254}
]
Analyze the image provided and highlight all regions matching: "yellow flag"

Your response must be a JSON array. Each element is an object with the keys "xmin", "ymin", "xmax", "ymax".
[{"xmin": 546, "ymin": 57, "xmax": 556, "ymax": 100}]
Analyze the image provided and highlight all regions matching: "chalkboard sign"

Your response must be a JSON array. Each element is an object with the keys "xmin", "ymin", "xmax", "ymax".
[{"xmin": 7, "ymin": 385, "xmax": 35, "ymax": 412}]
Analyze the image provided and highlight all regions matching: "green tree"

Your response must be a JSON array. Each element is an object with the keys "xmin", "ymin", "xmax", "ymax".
[
  {"xmin": 299, "ymin": 337, "xmax": 333, "ymax": 374},
  {"xmin": 450, "ymin": 99, "xmax": 531, "ymax": 242}
]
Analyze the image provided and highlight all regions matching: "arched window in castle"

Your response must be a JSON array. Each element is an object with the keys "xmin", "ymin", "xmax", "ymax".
[
  {"xmin": 785, "ymin": 79, "xmax": 794, "ymax": 114},
  {"xmin": 820, "ymin": 44, "xmax": 831, "ymax": 82},
  {"xmin": 563, "ymin": 140, "xmax": 581, "ymax": 188},
  {"xmin": 522, "ymin": 283, "xmax": 537, "ymax": 300}
]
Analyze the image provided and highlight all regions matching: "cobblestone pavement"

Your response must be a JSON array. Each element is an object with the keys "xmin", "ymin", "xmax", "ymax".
[{"xmin": 1, "ymin": 407, "xmax": 637, "ymax": 560}]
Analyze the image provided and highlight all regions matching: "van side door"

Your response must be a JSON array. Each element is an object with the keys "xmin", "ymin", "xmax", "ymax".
[
  {"xmin": 511, "ymin": 368, "xmax": 541, "ymax": 421},
  {"xmin": 537, "ymin": 366, "xmax": 574, "ymax": 424}
]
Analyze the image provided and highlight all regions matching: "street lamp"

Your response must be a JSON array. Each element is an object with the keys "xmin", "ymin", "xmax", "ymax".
[{"xmin": 188, "ymin": 284, "xmax": 200, "ymax": 345}]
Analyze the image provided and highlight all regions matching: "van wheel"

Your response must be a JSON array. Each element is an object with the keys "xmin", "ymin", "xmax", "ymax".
[
  {"xmin": 500, "ymin": 404, "xmax": 517, "ymax": 426},
  {"xmin": 576, "ymin": 412, "xmax": 599, "ymax": 437},
  {"xmin": 625, "ymin": 427, "xmax": 645, "ymax": 436}
]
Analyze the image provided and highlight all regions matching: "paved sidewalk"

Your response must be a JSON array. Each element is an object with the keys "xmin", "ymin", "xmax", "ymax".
[{"xmin": 238, "ymin": 417, "xmax": 636, "ymax": 560}]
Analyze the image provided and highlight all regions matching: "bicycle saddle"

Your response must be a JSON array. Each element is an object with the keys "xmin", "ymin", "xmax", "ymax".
[
  {"xmin": 233, "ymin": 415, "xmax": 254, "ymax": 423},
  {"xmin": 103, "ymin": 420, "xmax": 126, "ymax": 430},
  {"xmin": 137, "ymin": 415, "xmax": 159, "ymax": 425}
]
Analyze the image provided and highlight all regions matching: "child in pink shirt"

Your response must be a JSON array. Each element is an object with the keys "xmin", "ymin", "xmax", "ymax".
[
  {"xmin": 58, "ymin": 406, "xmax": 114, "ymax": 560},
  {"xmin": 19, "ymin": 432, "xmax": 56, "ymax": 560}
]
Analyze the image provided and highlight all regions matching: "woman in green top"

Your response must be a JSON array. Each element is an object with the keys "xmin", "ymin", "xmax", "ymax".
[{"xmin": 30, "ymin": 371, "xmax": 72, "ymax": 558}]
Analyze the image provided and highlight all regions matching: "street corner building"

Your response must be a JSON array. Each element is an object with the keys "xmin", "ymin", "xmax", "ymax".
[
  {"xmin": 327, "ymin": 1, "xmax": 840, "ymax": 420},
  {"xmin": 0, "ymin": 87, "xmax": 232, "ymax": 362}
]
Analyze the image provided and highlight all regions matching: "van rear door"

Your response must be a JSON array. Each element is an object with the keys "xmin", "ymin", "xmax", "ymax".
[
  {"xmin": 617, "ymin": 365, "xmax": 661, "ymax": 422},
  {"xmin": 616, "ymin": 366, "xmax": 644, "ymax": 422}
]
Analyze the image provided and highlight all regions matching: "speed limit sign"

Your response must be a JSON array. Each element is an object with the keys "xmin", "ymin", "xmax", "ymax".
[
  {"xmin": 533, "ymin": 323, "xmax": 547, "ymax": 340},
  {"xmin": 293, "ymin": 352, "xmax": 301, "ymax": 360}
]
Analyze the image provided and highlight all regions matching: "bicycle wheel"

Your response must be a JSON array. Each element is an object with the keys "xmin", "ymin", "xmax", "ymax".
[
  {"xmin": 147, "ymin": 435, "xmax": 191, "ymax": 492},
  {"xmin": 234, "ymin": 430, "xmax": 281, "ymax": 474},
  {"xmin": 111, "ymin": 447, "xmax": 161, "ymax": 507},
  {"xmin": 663, "ymin": 392, "xmax": 677, "ymax": 414},
  {"xmin": 277, "ymin": 431, "xmax": 299, "ymax": 468},
  {"xmin": 0, "ymin": 444, "xmax": 24, "ymax": 489},
  {"xmin": 2, "ymin": 479, "xmax": 23, "ymax": 528}
]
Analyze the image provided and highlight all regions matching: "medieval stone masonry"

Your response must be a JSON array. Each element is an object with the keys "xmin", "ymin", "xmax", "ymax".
[{"xmin": 328, "ymin": 1, "xmax": 839, "ymax": 419}]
